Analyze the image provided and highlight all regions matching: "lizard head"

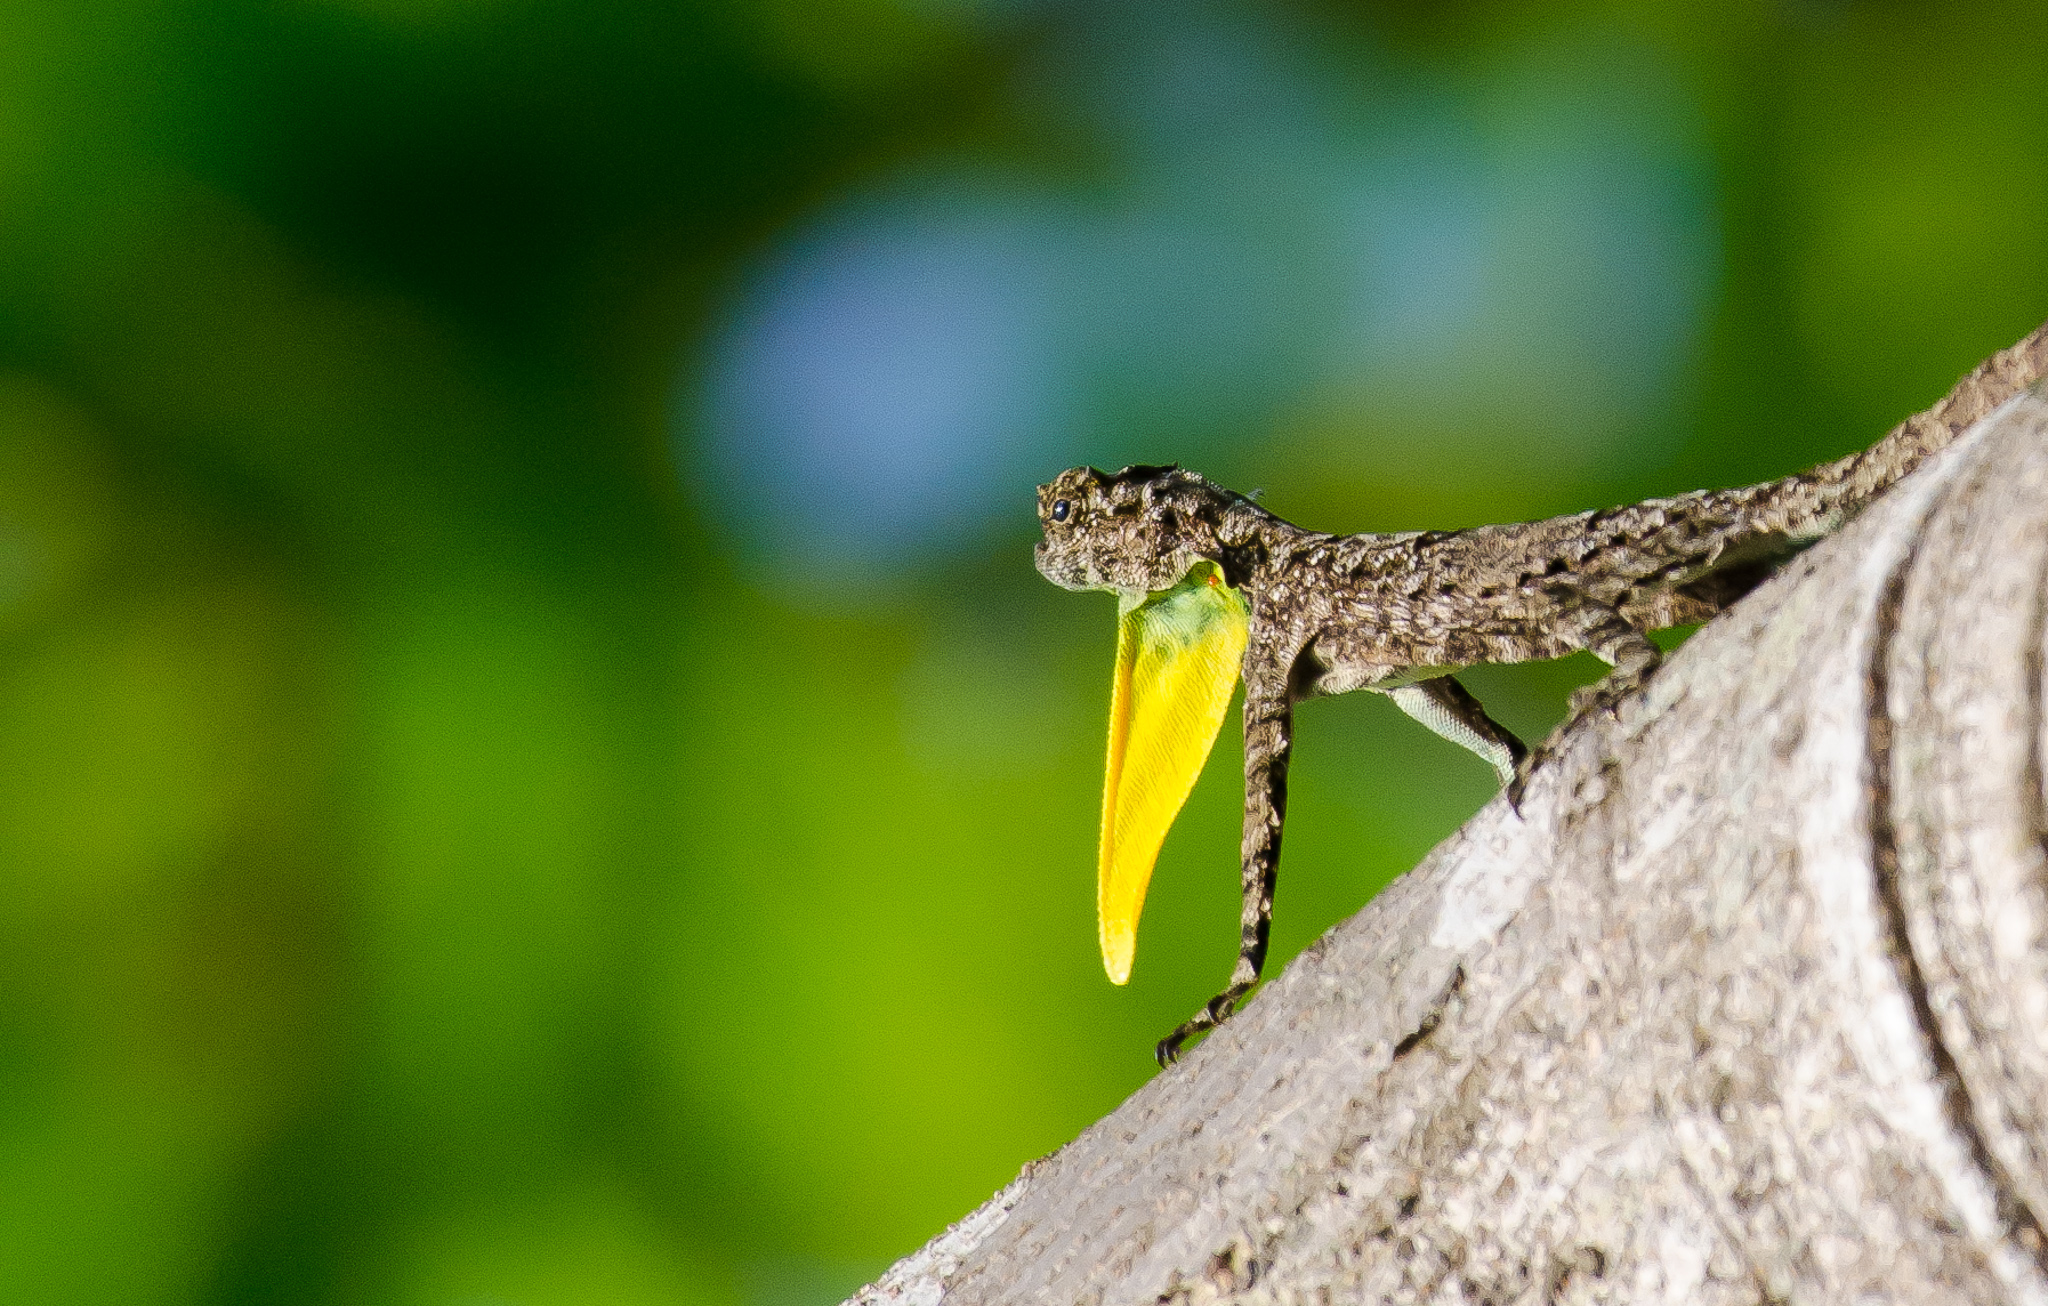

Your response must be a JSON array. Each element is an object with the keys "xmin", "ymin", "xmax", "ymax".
[{"xmin": 1032, "ymin": 464, "xmax": 1239, "ymax": 602}]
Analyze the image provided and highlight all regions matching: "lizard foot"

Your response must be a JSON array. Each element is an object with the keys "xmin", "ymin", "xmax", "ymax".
[
  {"xmin": 1156, "ymin": 985, "xmax": 1252, "ymax": 1066},
  {"xmin": 1506, "ymin": 751, "xmax": 1537, "ymax": 814},
  {"xmin": 1507, "ymin": 735, "xmax": 1562, "ymax": 814}
]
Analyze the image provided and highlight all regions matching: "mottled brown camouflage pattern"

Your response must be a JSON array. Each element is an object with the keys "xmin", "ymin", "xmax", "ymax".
[{"xmin": 1037, "ymin": 322, "xmax": 2048, "ymax": 1063}]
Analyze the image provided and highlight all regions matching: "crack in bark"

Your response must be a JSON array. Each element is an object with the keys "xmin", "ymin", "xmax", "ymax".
[
  {"xmin": 1863, "ymin": 469, "xmax": 2048, "ymax": 1275},
  {"xmin": 1393, "ymin": 966, "xmax": 1465, "ymax": 1060},
  {"xmin": 2024, "ymin": 518, "xmax": 2048, "ymax": 928},
  {"xmin": 1663, "ymin": 1102, "xmax": 1785, "ymax": 1306},
  {"xmin": 2019, "ymin": 479, "xmax": 2048, "ymax": 1252}
]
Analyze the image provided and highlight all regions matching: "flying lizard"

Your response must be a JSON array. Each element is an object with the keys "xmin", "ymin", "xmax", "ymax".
[{"xmin": 1035, "ymin": 321, "xmax": 2048, "ymax": 1066}]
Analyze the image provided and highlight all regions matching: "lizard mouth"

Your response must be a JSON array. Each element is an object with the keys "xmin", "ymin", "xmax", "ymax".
[{"xmin": 1032, "ymin": 538, "xmax": 1094, "ymax": 592}]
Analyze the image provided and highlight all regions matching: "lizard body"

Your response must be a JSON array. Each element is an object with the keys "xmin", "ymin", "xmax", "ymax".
[{"xmin": 1035, "ymin": 321, "xmax": 2048, "ymax": 1065}]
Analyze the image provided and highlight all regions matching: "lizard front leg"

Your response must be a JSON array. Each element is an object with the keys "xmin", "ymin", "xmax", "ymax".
[{"xmin": 1155, "ymin": 682, "xmax": 1292, "ymax": 1065}]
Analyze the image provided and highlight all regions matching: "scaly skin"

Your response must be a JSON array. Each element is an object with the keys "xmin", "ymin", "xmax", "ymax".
[{"xmin": 1035, "ymin": 321, "xmax": 2048, "ymax": 1065}]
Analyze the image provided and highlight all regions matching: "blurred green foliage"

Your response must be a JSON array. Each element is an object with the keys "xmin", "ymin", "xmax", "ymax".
[{"xmin": 0, "ymin": 0, "xmax": 2042, "ymax": 1302}]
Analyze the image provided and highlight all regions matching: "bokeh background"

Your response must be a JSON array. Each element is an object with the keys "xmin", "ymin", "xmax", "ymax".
[{"xmin": 1, "ymin": 0, "xmax": 2043, "ymax": 1301}]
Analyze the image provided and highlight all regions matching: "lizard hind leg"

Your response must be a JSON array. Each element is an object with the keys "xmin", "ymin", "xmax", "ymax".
[
  {"xmin": 1540, "ymin": 601, "xmax": 1662, "ymax": 720},
  {"xmin": 1562, "ymin": 604, "xmax": 1662, "ymax": 717}
]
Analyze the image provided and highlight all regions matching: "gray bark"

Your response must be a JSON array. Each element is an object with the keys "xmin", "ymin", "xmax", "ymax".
[{"xmin": 852, "ymin": 386, "xmax": 2048, "ymax": 1306}]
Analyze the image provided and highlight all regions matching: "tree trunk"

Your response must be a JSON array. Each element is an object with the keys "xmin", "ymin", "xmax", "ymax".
[{"xmin": 853, "ymin": 366, "xmax": 2048, "ymax": 1305}]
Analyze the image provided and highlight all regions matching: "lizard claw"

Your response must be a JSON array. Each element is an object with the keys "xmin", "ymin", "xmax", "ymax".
[
  {"xmin": 1154, "ymin": 1015, "xmax": 1207, "ymax": 1066},
  {"xmin": 1505, "ymin": 747, "xmax": 1542, "ymax": 816},
  {"xmin": 1499, "ymin": 738, "xmax": 1531, "ymax": 817}
]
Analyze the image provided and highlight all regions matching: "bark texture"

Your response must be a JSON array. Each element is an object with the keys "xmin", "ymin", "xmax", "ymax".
[{"xmin": 853, "ymin": 385, "xmax": 2048, "ymax": 1306}]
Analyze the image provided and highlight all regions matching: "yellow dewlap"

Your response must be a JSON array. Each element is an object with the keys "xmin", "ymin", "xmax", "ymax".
[{"xmin": 1098, "ymin": 560, "xmax": 1248, "ymax": 984}]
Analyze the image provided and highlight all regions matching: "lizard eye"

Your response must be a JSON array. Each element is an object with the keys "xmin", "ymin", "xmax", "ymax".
[{"xmin": 1051, "ymin": 498, "xmax": 1071, "ymax": 523}]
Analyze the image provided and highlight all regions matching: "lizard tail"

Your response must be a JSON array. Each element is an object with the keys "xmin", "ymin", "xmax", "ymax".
[
  {"xmin": 1812, "ymin": 318, "xmax": 2048, "ymax": 519},
  {"xmin": 1607, "ymin": 319, "xmax": 2048, "ymax": 629}
]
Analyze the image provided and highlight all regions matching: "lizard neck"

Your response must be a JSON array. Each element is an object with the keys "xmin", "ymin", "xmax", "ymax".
[{"xmin": 1214, "ymin": 499, "xmax": 1329, "ymax": 592}]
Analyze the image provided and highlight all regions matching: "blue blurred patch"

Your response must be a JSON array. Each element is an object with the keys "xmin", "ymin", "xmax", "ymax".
[
  {"xmin": 694, "ymin": 183, "xmax": 1078, "ymax": 587},
  {"xmin": 683, "ymin": 7, "xmax": 1717, "ymax": 588}
]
